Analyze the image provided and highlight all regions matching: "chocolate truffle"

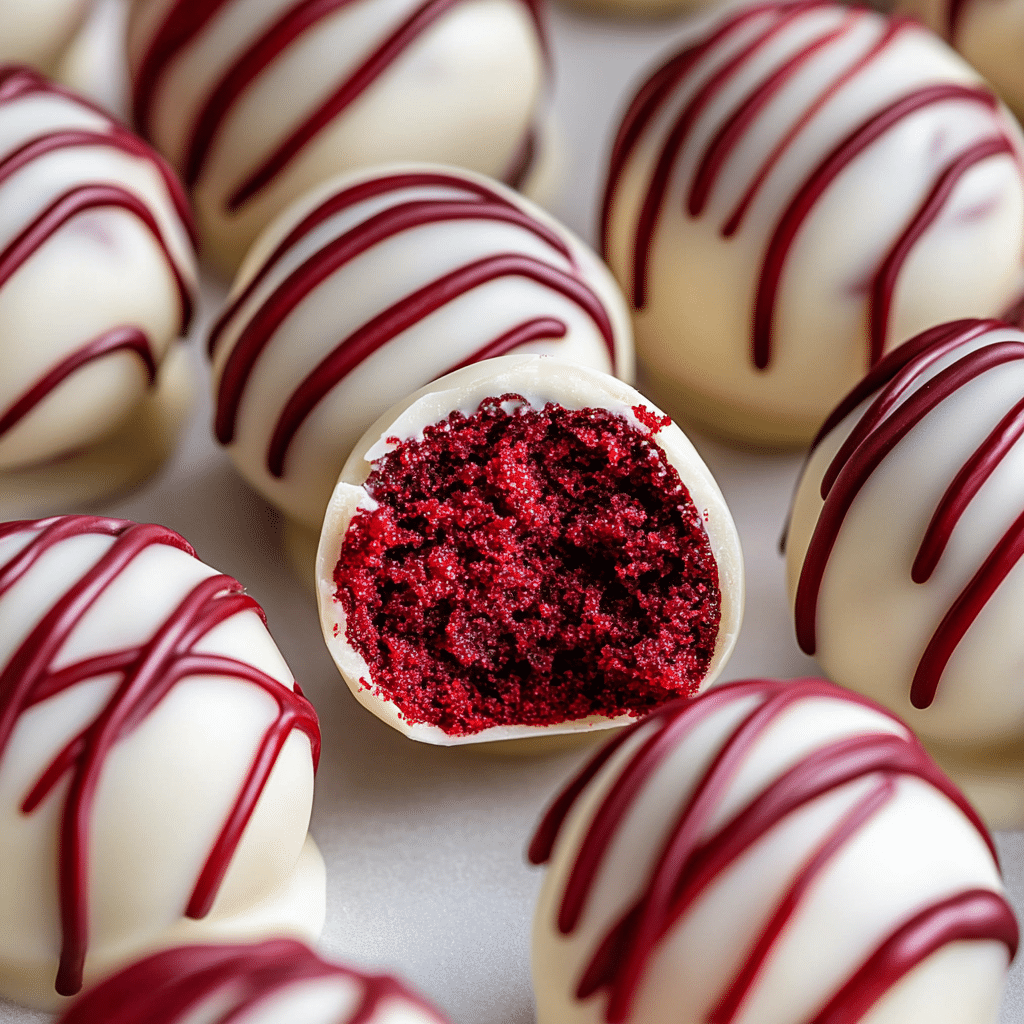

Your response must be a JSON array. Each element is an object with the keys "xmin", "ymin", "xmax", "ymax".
[
  {"xmin": 530, "ymin": 677, "xmax": 1017, "ymax": 1024},
  {"xmin": 601, "ymin": 1, "xmax": 1024, "ymax": 445},
  {"xmin": 209, "ymin": 164, "xmax": 634, "ymax": 535},
  {"xmin": 126, "ymin": 0, "xmax": 550, "ymax": 274},
  {"xmin": 0, "ymin": 515, "xmax": 325, "ymax": 1009},
  {"xmin": 317, "ymin": 355, "xmax": 743, "ymax": 744}
]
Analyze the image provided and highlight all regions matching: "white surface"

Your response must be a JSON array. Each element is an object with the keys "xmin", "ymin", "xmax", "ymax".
[{"xmin": 2, "ymin": 2, "xmax": 1020, "ymax": 1022}]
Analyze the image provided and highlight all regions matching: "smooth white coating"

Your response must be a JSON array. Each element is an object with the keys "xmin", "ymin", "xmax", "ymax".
[
  {"xmin": 897, "ymin": 0, "xmax": 1024, "ymax": 121},
  {"xmin": 784, "ymin": 323, "xmax": 1024, "ymax": 819},
  {"xmin": 602, "ymin": 3, "xmax": 1024, "ymax": 445},
  {"xmin": 0, "ymin": 1, "xmax": 93, "ymax": 70},
  {"xmin": 316, "ymin": 354, "xmax": 744, "ymax": 745},
  {"xmin": 532, "ymin": 683, "xmax": 1012, "ymax": 1024},
  {"xmin": 126, "ymin": 0, "xmax": 547, "ymax": 274},
  {"xmin": 0, "ymin": 520, "xmax": 325, "ymax": 1011},
  {"xmin": 211, "ymin": 163, "xmax": 635, "ymax": 532},
  {"xmin": 0, "ymin": 71, "xmax": 197, "ymax": 476}
]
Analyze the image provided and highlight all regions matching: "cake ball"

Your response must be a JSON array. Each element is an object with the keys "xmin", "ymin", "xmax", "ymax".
[
  {"xmin": 126, "ymin": 0, "xmax": 549, "ymax": 275},
  {"xmin": 56, "ymin": 938, "xmax": 450, "ymax": 1024},
  {"xmin": 785, "ymin": 318, "xmax": 1024, "ymax": 825},
  {"xmin": 601, "ymin": 1, "xmax": 1024, "ymax": 446},
  {"xmin": 0, "ymin": 65, "xmax": 198, "ymax": 516},
  {"xmin": 0, "ymin": 1, "xmax": 93, "ymax": 72},
  {"xmin": 316, "ymin": 355, "xmax": 743, "ymax": 745},
  {"xmin": 209, "ymin": 164, "xmax": 635, "ymax": 537},
  {"xmin": 0, "ymin": 515, "xmax": 325, "ymax": 1009},
  {"xmin": 896, "ymin": 0, "xmax": 1024, "ymax": 122},
  {"xmin": 529, "ymin": 677, "xmax": 1018, "ymax": 1024}
]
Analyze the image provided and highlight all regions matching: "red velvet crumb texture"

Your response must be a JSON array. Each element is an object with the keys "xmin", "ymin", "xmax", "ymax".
[{"xmin": 333, "ymin": 394, "xmax": 721, "ymax": 735}]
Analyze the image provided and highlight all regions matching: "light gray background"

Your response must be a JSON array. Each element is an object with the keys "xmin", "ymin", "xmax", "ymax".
[{"xmin": 1, "ymin": 2, "xmax": 1020, "ymax": 1021}]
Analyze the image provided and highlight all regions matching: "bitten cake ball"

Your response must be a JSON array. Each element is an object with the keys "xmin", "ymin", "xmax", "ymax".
[
  {"xmin": 785, "ymin": 318, "xmax": 1024, "ymax": 826},
  {"xmin": 0, "ymin": 516, "xmax": 325, "ymax": 1009},
  {"xmin": 0, "ymin": 65, "xmax": 198, "ymax": 516},
  {"xmin": 56, "ymin": 938, "xmax": 451, "ymax": 1024},
  {"xmin": 209, "ymin": 165, "xmax": 634, "ymax": 535},
  {"xmin": 530, "ymin": 677, "xmax": 1018, "ymax": 1024},
  {"xmin": 126, "ymin": 0, "xmax": 549, "ymax": 274},
  {"xmin": 316, "ymin": 355, "xmax": 743, "ymax": 745},
  {"xmin": 896, "ymin": 0, "xmax": 1024, "ymax": 122},
  {"xmin": 0, "ymin": 1, "xmax": 93, "ymax": 71},
  {"xmin": 601, "ymin": 1, "xmax": 1024, "ymax": 446}
]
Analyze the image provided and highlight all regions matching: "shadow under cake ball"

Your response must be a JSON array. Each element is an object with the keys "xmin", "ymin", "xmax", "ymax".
[
  {"xmin": 316, "ymin": 355, "xmax": 743, "ymax": 745},
  {"xmin": 785, "ymin": 318, "xmax": 1024, "ymax": 826},
  {"xmin": 126, "ymin": 0, "xmax": 551, "ymax": 275},
  {"xmin": 55, "ymin": 938, "xmax": 451, "ymax": 1024},
  {"xmin": 0, "ymin": 516, "xmax": 324, "ymax": 1010},
  {"xmin": 209, "ymin": 164, "xmax": 634, "ymax": 536},
  {"xmin": 0, "ymin": 65, "xmax": 198, "ymax": 516},
  {"xmin": 530, "ymin": 677, "xmax": 1017, "ymax": 1024},
  {"xmin": 601, "ymin": 0, "xmax": 1024, "ymax": 446}
]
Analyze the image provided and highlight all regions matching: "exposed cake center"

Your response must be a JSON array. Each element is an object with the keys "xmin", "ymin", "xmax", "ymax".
[{"xmin": 333, "ymin": 395, "xmax": 721, "ymax": 735}]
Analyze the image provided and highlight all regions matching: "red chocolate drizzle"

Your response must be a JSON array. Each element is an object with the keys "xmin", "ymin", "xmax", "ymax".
[
  {"xmin": 210, "ymin": 171, "xmax": 616, "ymax": 479},
  {"xmin": 55, "ymin": 938, "xmax": 450, "ymax": 1024},
  {"xmin": 529, "ymin": 677, "xmax": 1017, "ymax": 1024},
  {"xmin": 0, "ymin": 516, "xmax": 320, "ymax": 997},
  {"xmin": 599, "ymin": 3, "xmax": 1022, "ymax": 371},
  {"xmin": 0, "ymin": 66, "xmax": 197, "ymax": 450},
  {"xmin": 131, "ymin": 0, "xmax": 545, "ymax": 210},
  {"xmin": 793, "ymin": 320, "xmax": 1024, "ymax": 708}
]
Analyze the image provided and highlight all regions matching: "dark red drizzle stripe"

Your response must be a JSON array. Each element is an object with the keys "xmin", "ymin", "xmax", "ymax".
[
  {"xmin": 225, "ymin": 0, "xmax": 544, "ymax": 210},
  {"xmin": 0, "ymin": 182, "xmax": 194, "ymax": 332},
  {"xmin": 529, "ymin": 678, "xmax": 1012, "ymax": 1024},
  {"xmin": 794, "ymin": 337, "xmax": 1024, "ymax": 656},
  {"xmin": 0, "ymin": 327, "xmax": 155, "ymax": 441},
  {"xmin": 208, "ymin": 170, "xmax": 573, "ymax": 357},
  {"xmin": 0, "ymin": 517, "xmax": 320, "ymax": 996},
  {"xmin": 446, "ymin": 317, "xmax": 567, "ymax": 373},
  {"xmin": 753, "ymin": 84, "xmax": 998, "ymax": 369},
  {"xmin": 868, "ymin": 137, "xmax": 1014, "ymax": 365},
  {"xmin": 947, "ymin": 0, "xmax": 971, "ymax": 40},
  {"xmin": 813, "ymin": 890, "xmax": 1018, "ymax": 1024},
  {"xmin": 264, "ymin": 253, "xmax": 614, "ymax": 476},
  {"xmin": 54, "ymin": 938, "xmax": 451, "ymax": 1024}
]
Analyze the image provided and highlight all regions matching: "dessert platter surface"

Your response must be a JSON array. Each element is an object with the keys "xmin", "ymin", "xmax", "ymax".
[{"xmin": 0, "ymin": 1, "xmax": 1021, "ymax": 1021}]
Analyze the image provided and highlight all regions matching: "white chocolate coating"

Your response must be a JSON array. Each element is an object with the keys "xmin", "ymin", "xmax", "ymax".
[
  {"xmin": 55, "ymin": 938, "xmax": 450, "ymax": 1024},
  {"xmin": 896, "ymin": 0, "xmax": 1024, "ymax": 121},
  {"xmin": 601, "ymin": 2, "xmax": 1024, "ymax": 446},
  {"xmin": 531, "ymin": 678, "xmax": 1016, "ymax": 1024},
  {"xmin": 0, "ymin": 66, "xmax": 198, "ymax": 485},
  {"xmin": 0, "ymin": 516, "xmax": 325, "ymax": 1010},
  {"xmin": 0, "ymin": 1, "xmax": 93, "ymax": 72},
  {"xmin": 784, "ymin": 320, "xmax": 1024, "ymax": 824},
  {"xmin": 210, "ymin": 164, "xmax": 635, "ymax": 533},
  {"xmin": 126, "ymin": 0, "xmax": 548, "ymax": 275},
  {"xmin": 316, "ymin": 354, "xmax": 744, "ymax": 745}
]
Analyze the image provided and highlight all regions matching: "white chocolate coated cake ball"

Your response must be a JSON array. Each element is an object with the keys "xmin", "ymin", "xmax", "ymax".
[
  {"xmin": 530, "ymin": 677, "xmax": 1018, "ymax": 1024},
  {"xmin": 0, "ymin": 66, "xmax": 198, "ymax": 514},
  {"xmin": 317, "ymin": 355, "xmax": 743, "ymax": 745},
  {"xmin": 896, "ymin": 0, "xmax": 1024, "ymax": 122},
  {"xmin": 0, "ymin": 516, "xmax": 325, "ymax": 1010},
  {"xmin": 0, "ymin": 1, "xmax": 93, "ymax": 72},
  {"xmin": 210, "ymin": 165, "xmax": 635, "ymax": 533},
  {"xmin": 126, "ymin": 0, "xmax": 548, "ymax": 275},
  {"xmin": 785, "ymin": 318, "xmax": 1024, "ymax": 826},
  {"xmin": 601, "ymin": 1, "xmax": 1024, "ymax": 446},
  {"xmin": 55, "ymin": 938, "xmax": 451, "ymax": 1024}
]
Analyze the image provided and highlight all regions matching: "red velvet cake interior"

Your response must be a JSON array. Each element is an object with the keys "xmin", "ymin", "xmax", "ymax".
[{"xmin": 332, "ymin": 394, "xmax": 721, "ymax": 735}]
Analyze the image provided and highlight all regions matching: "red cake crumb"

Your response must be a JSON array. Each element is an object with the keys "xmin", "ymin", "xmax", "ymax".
[{"xmin": 333, "ymin": 395, "xmax": 721, "ymax": 735}]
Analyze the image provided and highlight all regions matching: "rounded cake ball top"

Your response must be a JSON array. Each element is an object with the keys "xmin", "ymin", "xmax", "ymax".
[
  {"xmin": 54, "ymin": 938, "xmax": 452, "ymax": 1024},
  {"xmin": 530, "ymin": 676, "xmax": 1018, "ymax": 1024},
  {"xmin": 0, "ymin": 515, "xmax": 322, "ymax": 1005},
  {"xmin": 317, "ymin": 356, "xmax": 743, "ymax": 744}
]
